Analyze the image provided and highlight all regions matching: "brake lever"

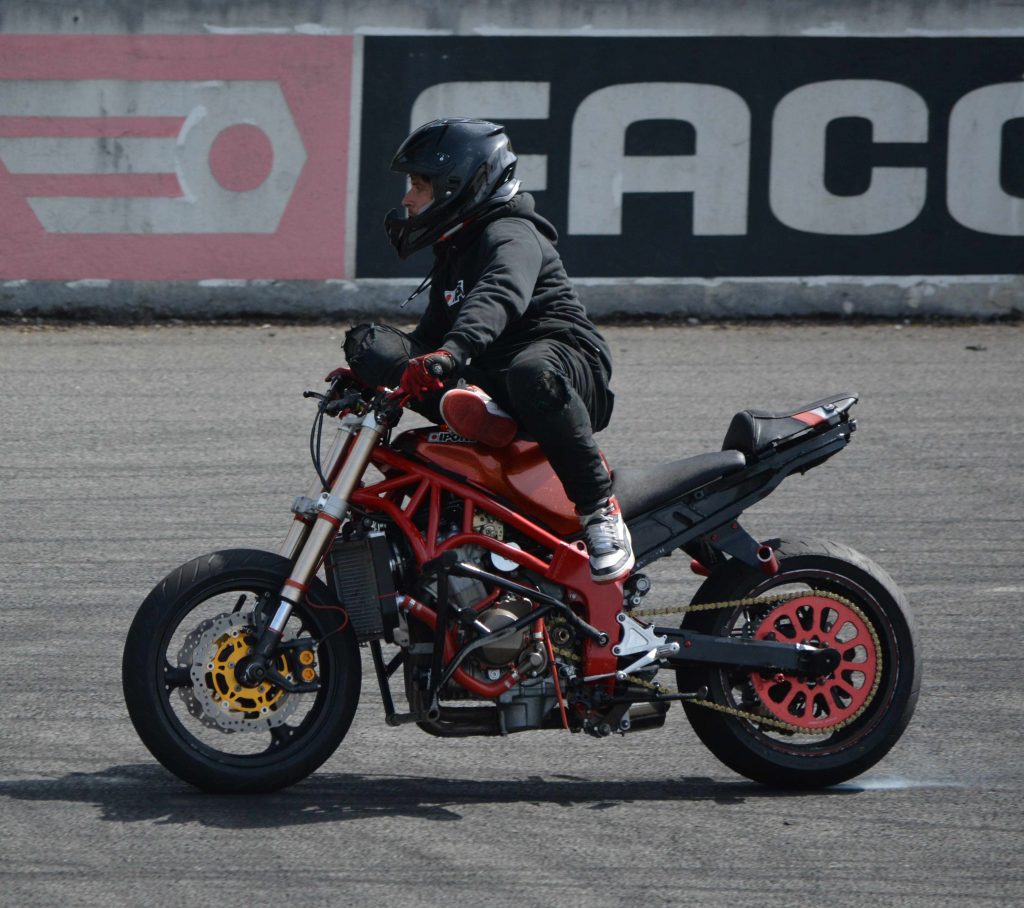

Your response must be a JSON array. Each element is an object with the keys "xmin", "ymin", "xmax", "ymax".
[
  {"xmin": 317, "ymin": 386, "xmax": 369, "ymax": 417},
  {"xmin": 382, "ymin": 387, "xmax": 412, "ymax": 407}
]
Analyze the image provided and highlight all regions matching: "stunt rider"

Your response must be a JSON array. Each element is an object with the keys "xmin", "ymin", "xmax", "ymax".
[{"xmin": 344, "ymin": 118, "xmax": 633, "ymax": 583}]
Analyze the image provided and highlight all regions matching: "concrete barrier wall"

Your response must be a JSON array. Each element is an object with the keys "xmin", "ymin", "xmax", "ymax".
[{"xmin": 2, "ymin": 1, "xmax": 1022, "ymax": 320}]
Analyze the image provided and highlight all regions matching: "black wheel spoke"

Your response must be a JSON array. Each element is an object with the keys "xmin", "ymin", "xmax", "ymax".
[
  {"xmin": 268, "ymin": 723, "xmax": 297, "ymax": 750},
  {"xmin": 163, "ymin": 663, "xmax": 192, "ymax": 689}
]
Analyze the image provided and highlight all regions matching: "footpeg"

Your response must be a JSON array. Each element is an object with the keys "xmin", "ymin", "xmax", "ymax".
[
  {"xmin": 583, "ymin": 642, "xmax": 680, "ymax": 683},
  {"xmin": 615, "ymin": 643, "xmax": 680, "ymax": 680},
  {"xmin": 612, "ymin": 612, "xmax": 668, "ymax": 657}
]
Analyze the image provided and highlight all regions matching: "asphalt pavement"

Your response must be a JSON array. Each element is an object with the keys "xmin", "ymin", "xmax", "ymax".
[{"xmin": 0, "ymin": 321, "xmax": 1021, "ymax": 907}]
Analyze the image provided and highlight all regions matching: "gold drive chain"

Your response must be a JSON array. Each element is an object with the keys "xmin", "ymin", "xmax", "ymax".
[{"xmin": 552, "ymin": 590, "xmax": 883, "ymax": 737}]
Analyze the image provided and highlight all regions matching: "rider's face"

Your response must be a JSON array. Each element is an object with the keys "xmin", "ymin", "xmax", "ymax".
[{"xmin": 402, "ymin": 174, "xmax": 433, "ymax": 217}]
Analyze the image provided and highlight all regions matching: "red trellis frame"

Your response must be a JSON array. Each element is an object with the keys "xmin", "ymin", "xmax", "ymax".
[{"xmin": 349, "ymin": 445, "xmax": 624, "ymax": 682}]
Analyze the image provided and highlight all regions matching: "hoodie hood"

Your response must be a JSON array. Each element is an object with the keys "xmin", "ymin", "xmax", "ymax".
[{"xmin": 451, "ymin": 192, "xmax": 559, "ymax": 248}]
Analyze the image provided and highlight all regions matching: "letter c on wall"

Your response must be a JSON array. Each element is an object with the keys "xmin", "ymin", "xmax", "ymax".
[
  {"xmin": 769, "ymin": 80, "xmax": 928, "ymax": 236},
  {"xmin": 948, "ymin": 82, "xmax": 1024, "ymax": 236}
]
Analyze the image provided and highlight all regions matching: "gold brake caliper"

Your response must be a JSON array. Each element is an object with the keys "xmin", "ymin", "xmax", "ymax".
[{"xmin": 295, "ymin": 647, "xmax": 318, "ymax": 684}]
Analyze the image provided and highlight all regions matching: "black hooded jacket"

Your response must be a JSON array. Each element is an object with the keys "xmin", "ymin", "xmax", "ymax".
[{"xmin": 408, "ymin": 193, "xmax": 612, "ymax": 380}]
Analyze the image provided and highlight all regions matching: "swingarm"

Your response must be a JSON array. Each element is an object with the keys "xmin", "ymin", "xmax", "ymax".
[
  {"xmin": 654, "ymin": 626, "xmax": 841, "ymax": 677},
  {"xmin": 602, "ymin": 611, "xmax": 840, "ymax": 680}
]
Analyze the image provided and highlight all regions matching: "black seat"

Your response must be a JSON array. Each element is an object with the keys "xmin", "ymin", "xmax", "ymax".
[
  {"xmin": 613, "ymin": 451, "xmax": 747, "ymax": 521},
  {"xmin": 722, "ymin": 393, "xmax": 857, "ymax": 457}
]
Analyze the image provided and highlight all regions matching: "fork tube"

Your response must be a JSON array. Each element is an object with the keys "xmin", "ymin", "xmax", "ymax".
[
  {"xmin": 278, "ymin": 416, "xmax": 359, "ymax": 561},
  {"xmin": 262, "ymin": 412, "xmax": 384, "ymax": 645}
]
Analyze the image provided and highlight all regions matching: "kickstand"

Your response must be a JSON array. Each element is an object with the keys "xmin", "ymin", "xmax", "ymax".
[{"xmin": 369, "ymin": 639, "xmax": 398, "ymax": 721}]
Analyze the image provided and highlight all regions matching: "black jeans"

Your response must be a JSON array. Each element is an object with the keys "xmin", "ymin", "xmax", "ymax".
[{"xmin": 343, "ymin": 323, "xmax": 613, "ymax": 512}]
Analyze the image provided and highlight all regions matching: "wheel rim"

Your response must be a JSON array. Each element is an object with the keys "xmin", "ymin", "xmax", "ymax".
[
  {"xmin": 703, "ymin": 566, "xmax": 898, "ymax": 754},
  {"xmin": 750, "ymin": 594, "xmax": 879, "ymax": 730}
]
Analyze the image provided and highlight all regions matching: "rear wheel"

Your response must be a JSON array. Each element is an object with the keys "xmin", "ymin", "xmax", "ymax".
[
  {"xmin": 678, "ymin": 538, "xmax": 919, "ymax": 788},
  {"xmin": 123, "ymin": 549, "xmax": 360, "ymax": 793}
]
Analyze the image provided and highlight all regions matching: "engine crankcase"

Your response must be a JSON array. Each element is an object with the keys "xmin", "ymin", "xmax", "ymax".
[{"xmin": 475, "ymin": 594, "xmax": 534, "ymax": 667}]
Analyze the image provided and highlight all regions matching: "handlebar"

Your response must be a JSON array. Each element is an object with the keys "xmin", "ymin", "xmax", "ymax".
[{"xmin": 320, "ymin": 366, "xmax": 416, "ymax": 422}]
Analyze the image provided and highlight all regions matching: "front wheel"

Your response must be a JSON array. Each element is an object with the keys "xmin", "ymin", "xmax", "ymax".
[
  {"xmin": 677, "ymin": 538, "xmax": 920, "ymax": 788},
  {"xmin": 122, "ymin": 549, "xmax": 361, "ymax": 793}
]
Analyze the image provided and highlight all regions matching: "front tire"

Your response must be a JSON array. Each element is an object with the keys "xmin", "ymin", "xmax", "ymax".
[
  {"xmin": 678, "ymin": 538, "xmax": 919, "ymax": 788},
  {"xmin": 123, "ymin": 549, "xmax": 361, "ymax": 793}
]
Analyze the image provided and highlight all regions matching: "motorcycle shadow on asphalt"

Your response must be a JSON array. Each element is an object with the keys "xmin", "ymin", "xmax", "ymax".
[{"xmin": 0, "ymin": 763, "xmax": 860, "ymax": 826}]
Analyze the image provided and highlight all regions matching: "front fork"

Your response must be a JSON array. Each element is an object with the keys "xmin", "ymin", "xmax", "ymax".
[{"xmin": 237, "ymin": 410, "xmax": 383, "ymax": 686}]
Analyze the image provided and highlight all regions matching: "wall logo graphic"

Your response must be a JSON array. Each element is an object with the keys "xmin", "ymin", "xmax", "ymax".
[
  {"xmin": 359, "ymin": 36, "xmax": 1024, "ymax": 278},
  {"xmin": 0, "ymin": 36, "xmax": 352, "ymax": 280}
]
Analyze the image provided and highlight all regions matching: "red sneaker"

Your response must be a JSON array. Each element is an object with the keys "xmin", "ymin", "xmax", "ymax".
[{"xmin": 440, "ymin": 386, "xmax": 518, "ymax": 448}]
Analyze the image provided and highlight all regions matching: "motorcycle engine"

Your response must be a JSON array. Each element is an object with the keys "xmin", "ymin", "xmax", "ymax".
[
  {"xmin": 468, "ymin": 593, "xmax": 561, "ymax": 737},
  {"xmin": 473, "ymin": 594, "xmax": 533, "ymax": 667},
  {"xmin": 466, "ymin": 592, "xmax": 561, "ymax": 735},
  {"xmin": 419, "ymin": 543, "xmax": 561, "ymax": 734}
]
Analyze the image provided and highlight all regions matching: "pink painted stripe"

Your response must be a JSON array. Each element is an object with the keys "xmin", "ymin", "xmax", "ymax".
[
  {"xmin": 0, "ymin": 35, "xmax": 342, "ymax": 80},
  {"xmin": 0, "ymin": 117, "xmax": 184, "ymax": 138},
  {"xmin": 12, "ymin": 172, "xmax": 182, "ymax": 197}
]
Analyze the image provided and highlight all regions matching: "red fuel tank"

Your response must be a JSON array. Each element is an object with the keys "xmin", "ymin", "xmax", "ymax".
[{"xmin": 396, "ymin": 427, "xmax": 581, "ymax": 538}]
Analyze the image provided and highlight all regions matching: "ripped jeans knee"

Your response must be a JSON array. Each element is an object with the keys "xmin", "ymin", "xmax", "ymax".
[
  {"xmin": 507, "ymin": 361, "xmax": 572, "ymax": 416},
  {"xmin": 533, "ymin": 369, "xmax": 572, "ymax": 414}
]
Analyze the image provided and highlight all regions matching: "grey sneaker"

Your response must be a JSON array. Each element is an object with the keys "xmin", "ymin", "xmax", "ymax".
[{"xmin": 578, "ymin": 496, "xmax": 634, "ymax": 583}]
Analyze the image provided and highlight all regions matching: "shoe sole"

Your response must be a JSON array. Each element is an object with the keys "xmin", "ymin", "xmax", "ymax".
[
  {"xmin": 440, "ymin": 392, "xmax": 517, "ymax": 448},
  {"xmin": 591, "ymin": 550, "xmax": 635, "ymax": 584}
]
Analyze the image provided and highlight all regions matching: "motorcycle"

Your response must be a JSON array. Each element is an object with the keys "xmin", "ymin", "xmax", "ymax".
[{"xmin": 122, "ymin": 370, "xmax": 920, "ymax": 793}]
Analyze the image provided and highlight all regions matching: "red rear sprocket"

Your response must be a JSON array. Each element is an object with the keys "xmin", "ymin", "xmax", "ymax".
[{"xmin": 750, "ymin": 595, "xmax": 878, "ymax": 730}]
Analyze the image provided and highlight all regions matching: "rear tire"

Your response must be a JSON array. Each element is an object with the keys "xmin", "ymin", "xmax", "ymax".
[
  {"xmin": 678, "ymin": 538, "xmax": 919, "ymax": 788},
  {"xmin": 123, "ymin": 549, "xmax": 361, "ymax": 793}
]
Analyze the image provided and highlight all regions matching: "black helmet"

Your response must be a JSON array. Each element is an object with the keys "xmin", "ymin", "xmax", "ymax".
[{"xmin": 384, "ymin": 118, "xmax": 519, "ymax": 259}]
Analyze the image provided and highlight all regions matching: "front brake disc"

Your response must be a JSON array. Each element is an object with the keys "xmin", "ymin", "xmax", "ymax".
[{"xmin": 177, "ymin": 613, "xmax": 306, "ymax": 733}]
